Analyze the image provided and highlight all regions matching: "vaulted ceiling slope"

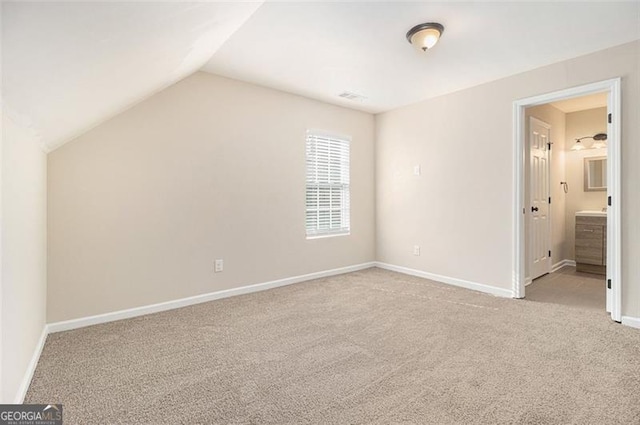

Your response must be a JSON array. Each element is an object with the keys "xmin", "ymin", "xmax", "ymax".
[
  {"xmin": 2, "ymin": 2, "xmax": 263, "ymax": 152},
  {"xmin": 203, "ymin": 2, "xmax": 640, "ymax": 114},
  {"xmin": 3, "ymin": 2, "xmax": 639, "ymax": 152}
]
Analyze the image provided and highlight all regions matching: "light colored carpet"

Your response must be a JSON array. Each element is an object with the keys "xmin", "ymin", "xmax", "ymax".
[{"xmin": 26, "ymin": 268, "xmax": 640, "ymax": 424}]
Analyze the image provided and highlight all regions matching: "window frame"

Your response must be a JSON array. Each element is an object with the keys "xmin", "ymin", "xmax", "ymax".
[{"xmin": 305, "ymin": 129, "xmax": 351, "ymax": 239}]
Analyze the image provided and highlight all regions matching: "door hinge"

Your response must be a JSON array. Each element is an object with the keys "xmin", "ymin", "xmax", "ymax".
[
  {"xmin": 547, "ymin": 142, "xmax": 552, "ymax": 150},
  {"xmin": 548, "ymin": 250, "xmax": 551, "ymax": 257},
  {"xmin": 608, "ymin": 113, "xmax": 612, "ymax": 124},
  {"xmin": 608, "ymin": 196, "xmax": 612, "ymax": 206},
  {"xmin": 548, "ymin": 196, "xmax": 551, "ymax": 204},
  {"xmin": 607, "ymin": 279, "xmax": 612, "ymax": 289}
]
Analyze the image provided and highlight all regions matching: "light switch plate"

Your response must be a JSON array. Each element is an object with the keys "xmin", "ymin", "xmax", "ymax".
[{"xmin": 215, "ymin": 259, "xmax": 224, "ymax": 273}]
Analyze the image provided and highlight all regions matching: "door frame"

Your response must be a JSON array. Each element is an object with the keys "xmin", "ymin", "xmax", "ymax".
[
  {"xmin": 512, "ymin": 78, "xmax": 621, "ymax": 322},
  {"xmin": 527, "ymin": 116, "xmax": 552, "ymax": 283}
]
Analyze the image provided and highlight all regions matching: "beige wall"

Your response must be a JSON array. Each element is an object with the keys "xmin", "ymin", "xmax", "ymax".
[
  {"xmin": 525, "ymin": 104, "xmax": 567, "ymax": 271},
  {"xmin": 45, "ymin": 41, "xmax": 640, "ymax": 324},
  {"xmin": 1, "ymin": 114, "xmax": 47, "ymax": 402},
  {"xmin": 376, "ymin": 41, "xmax": 639, "ymax": 317},
  {"xmin": 564, "ymin": 107, "xmax": 608, "ymax": 260},
  {"xmin": 47, "ymin": 72, "xmax": 375, "ymax": 322}
]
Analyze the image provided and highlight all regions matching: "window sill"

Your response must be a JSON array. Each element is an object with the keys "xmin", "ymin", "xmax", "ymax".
[{"xmin": 306, "ymin": 232, "xmax": 350, "ymax": 240}]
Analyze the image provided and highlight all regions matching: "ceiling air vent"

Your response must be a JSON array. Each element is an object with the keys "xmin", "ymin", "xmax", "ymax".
[{"xmin": 338, "ymin": 91, "xmax": 367, "ymax": 102}]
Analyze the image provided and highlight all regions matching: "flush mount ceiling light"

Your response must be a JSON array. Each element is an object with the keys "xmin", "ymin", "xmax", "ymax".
[{"xmin": 406, "ymin": 22, "xmax": 444, "ymax": 51}]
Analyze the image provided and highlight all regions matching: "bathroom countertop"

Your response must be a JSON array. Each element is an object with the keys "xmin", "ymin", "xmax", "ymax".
[{"xmin": 576, "ymin": 210, "xmax": 607, "ymax": 217}]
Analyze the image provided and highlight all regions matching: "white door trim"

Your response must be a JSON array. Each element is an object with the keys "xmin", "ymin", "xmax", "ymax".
[{"xmin": 512, "ymin": 78, "xmax": 621, "ymax": 322}]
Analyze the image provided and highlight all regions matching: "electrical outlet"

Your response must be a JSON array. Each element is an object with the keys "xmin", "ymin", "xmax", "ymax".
[
  {"xmin": 413, "ymin": 245, "xmax": 420, "ymax": 256},
  {"xmin": 214, "ymin": 259, "xmax": 224, "ymax": 273},
  {"xmin": 413, "ymin": 165, "xmax": 421, "ymax": 176}
]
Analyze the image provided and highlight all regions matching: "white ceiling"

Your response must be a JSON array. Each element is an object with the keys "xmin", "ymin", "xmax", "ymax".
[
  {"xmin": 2, "ymin": 1, "xmax": 263, "ymax": 151},
  {"xmin": 203, "ymin": 1, "xmax": 640, "ymax": 114},
  {"xmin": 550, "ymin": 92, "xmax": 608, "ymax": 113},
  {"xmin": 3, "ymin": 2, "xmax": 639, "ymax": 152}
]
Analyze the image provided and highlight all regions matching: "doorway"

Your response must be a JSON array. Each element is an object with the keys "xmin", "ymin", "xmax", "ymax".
[{"xmin": 513, "ymin": 79, "xmax": 621, "ymax": 322}]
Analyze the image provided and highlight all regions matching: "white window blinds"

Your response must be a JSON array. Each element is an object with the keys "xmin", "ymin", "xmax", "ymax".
[{"xmin": 305, "ymin": 131, "xmax": 350, "ymax": 238}]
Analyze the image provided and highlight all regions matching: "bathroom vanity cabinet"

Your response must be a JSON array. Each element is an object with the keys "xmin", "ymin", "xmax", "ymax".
[{"xmin": 575, "ymin": 214, "xmax": 606, "ymax": 275}]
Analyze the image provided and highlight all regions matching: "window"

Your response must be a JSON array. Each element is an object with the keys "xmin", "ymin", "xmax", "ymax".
[{"xmin": 305, "ymin": 131, "xmax": 350, "ymax": 238}]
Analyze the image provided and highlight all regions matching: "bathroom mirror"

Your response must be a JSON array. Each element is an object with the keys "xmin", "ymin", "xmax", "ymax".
[{"xmin": 584, "ymin": 156, "xmax": 607, "ymax": 192}]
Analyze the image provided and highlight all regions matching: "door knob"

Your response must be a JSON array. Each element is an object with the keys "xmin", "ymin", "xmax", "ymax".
[{"xmin": 531, "ymin": 206, "xmax": 539, "ymax": 212}]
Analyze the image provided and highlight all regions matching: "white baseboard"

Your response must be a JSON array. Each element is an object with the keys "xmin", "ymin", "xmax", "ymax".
[
  {"xmin": 17, "ymin": 261, "xmax": 638, "ymax": 401},
  {"xmin": 48, "ymin": 262, "xmax": 376, "ymax": 334},
  {"xmin": 14, "ymin": 326, "xmax": 48, "ymax": 404},
  {"xmin": 551, "ymin": 259, "xmax": 576, "ymax": 273},
  {"xmin": 374, "ymin": 262, "xmax": 513, "ymax": 298},
  {"xmin": 621, "ymin": 316, "xmax": 640, "ymax": 330}
]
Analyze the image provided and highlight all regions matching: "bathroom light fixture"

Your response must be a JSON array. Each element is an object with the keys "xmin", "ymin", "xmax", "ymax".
[
  {"xmin": 571, "ymin": 133, "xmax": 607, "ymax": 151},
  {"xmin": 571, "ymin": 139, "xmax": 586, "ymax": 151},
  {"xmin": 406, "ymin": 23, "xmax": 444, "ymax": 51},
  {"xmin": 591, "ymin": 132, "xmax": 608, "ymax": 149}
]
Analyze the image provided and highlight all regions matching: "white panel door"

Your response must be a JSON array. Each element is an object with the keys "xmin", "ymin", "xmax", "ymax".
[{"xmin": 530, "ymin": 117, "xmax": 551, "ymax": 280}]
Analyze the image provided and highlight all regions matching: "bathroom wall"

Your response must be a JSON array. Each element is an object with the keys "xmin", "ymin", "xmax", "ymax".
[
  {"xmin": 564, "ymin": 107, "xmax": 608, "ymax": 260},
  {"xmin": 525, "ymin": 104, "xmax": 567, "ymax": 272}
]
